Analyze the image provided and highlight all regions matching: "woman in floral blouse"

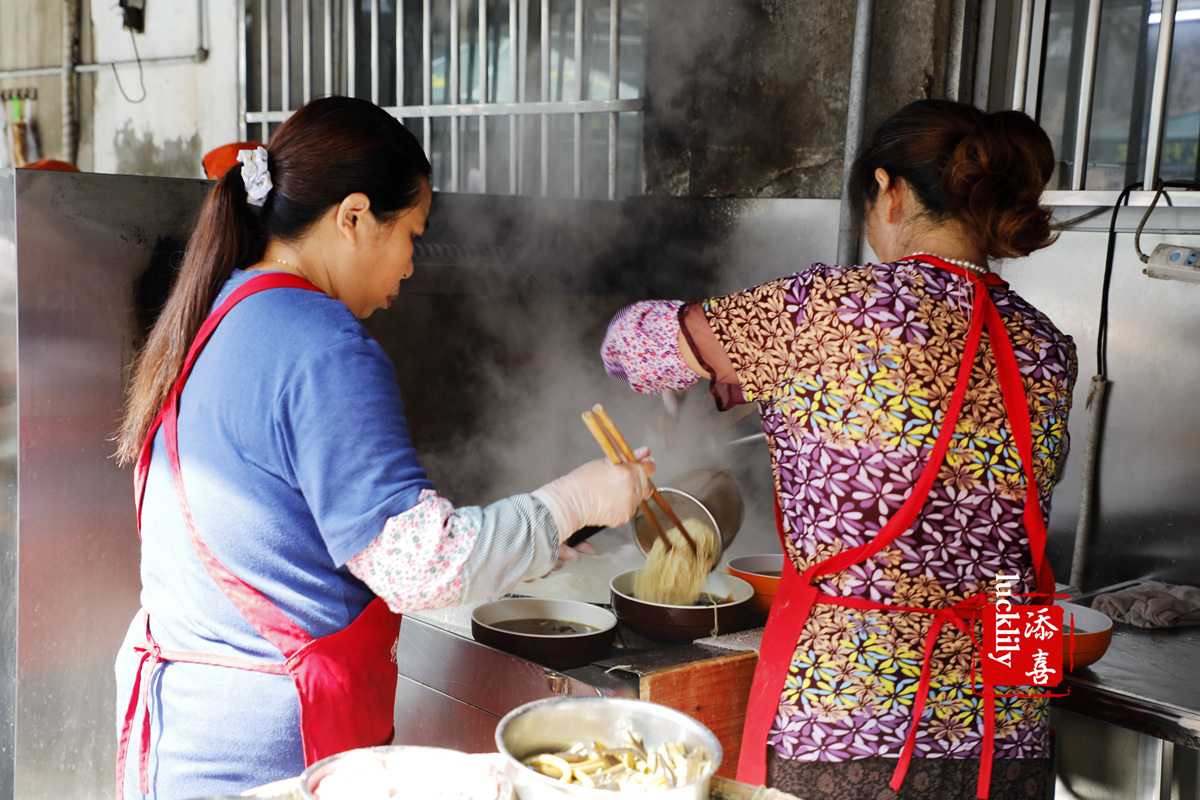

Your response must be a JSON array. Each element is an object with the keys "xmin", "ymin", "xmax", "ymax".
[{"xmin": 601, "ymin": 99, "xmax": 1076, "ymax": 800}]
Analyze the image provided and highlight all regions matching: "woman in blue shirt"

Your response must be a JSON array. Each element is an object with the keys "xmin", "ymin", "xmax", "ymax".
[{"xmin": 112, "ymin": 95, "xmax": 653, "ymax": 800}]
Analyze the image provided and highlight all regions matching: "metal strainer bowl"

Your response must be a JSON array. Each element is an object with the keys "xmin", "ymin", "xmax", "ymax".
[{"xmin": 631, "ymin": 468, "xmax": 743, "ymax": 563}]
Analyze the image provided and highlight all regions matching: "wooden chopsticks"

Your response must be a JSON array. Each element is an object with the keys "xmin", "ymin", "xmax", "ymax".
[{"xmin": 581, "ymin": 404, "xmax": 698, "ymax": 553}]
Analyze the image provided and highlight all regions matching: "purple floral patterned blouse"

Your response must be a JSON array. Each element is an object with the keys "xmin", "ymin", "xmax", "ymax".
[{"xmin": 612, "ymin": 257, "xmax": 1077, "ymax": 766}]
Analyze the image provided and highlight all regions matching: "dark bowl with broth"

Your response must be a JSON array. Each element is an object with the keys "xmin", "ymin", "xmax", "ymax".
[{"xmin": 471, "ymin": 597, "xmax": 618, "ymax": 670}]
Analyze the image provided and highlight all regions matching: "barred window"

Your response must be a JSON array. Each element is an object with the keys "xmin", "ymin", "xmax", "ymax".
[
  {"xmin": 242, "ymin": 0, "xmax": 646, "ymax": 199},
  {"xmin": 992, "ymin": 0, "xmax": 1200, "ymax": 193}
]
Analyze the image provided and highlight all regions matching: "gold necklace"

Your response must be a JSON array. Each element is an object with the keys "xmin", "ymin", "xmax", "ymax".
[
  {"xmin": 267, "ymin": 256, "xmax": 317, "ymax": 286},
  {"xmin": 901, "ymin": 252, "xmax": 989, "ymax": 275}
]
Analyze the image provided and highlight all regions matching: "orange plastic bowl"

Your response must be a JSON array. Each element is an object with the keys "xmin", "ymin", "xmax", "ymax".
[
  {"xmin": 727, "ymin": 554, "xmax": 784, "ymax": 617},
  {"xmin": 1058, "ymin": 601, "xmax": 1114, "ymax": 671}
]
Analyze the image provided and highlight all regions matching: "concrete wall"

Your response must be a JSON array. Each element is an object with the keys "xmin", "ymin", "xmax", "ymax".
[
  {"xmin": 1, "ymin": 0, "xmax": 963, "ymax": 188},
  {"xmin": 1, "ymin": 0, "xmax": 241, "ymax": 178},
  {"xmin": 0, "ymin": 0, "xmax": 69, "ymax": 167},
  {"xmin": 644, "ymin": 0, "xmax": 955, "ymax": 198},
  {"xmin": 89, "ymin": 0, "xmax": 240, "ymax": 178}
]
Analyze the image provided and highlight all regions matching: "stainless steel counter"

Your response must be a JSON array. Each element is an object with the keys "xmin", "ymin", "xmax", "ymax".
[
  {"xmin": 394, "ymin": 601, "xmax": 760, "ymax": 779},
  {"xmin": 1052, "ymin": 622, "xmax": 1200, "ymax": 800},
  {"xmin": 1054, "ymin": 622, "xmax": 1200, "ymax": 748}
]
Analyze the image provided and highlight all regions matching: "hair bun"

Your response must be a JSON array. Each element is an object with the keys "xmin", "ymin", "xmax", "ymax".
[{"xmin": 942, "ymin": 110, "xmax": 1057, "ymax": 259}]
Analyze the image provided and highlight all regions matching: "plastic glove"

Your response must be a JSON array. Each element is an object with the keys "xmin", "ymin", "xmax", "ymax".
[{"xmin": 531, "ymin": 447, "xmax": 655, "ymax": 542}]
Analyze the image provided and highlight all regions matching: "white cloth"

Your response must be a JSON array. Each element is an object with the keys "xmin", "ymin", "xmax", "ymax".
[{"xmin": 1093, "ymin": 582, "xmax": 1200, "ymax": 628}]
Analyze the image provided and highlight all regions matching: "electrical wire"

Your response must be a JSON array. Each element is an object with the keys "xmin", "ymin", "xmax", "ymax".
[
  {"xmin": 1053, "ymin": 206, "xmax": 1109, "ymax": 230},
  {"xmin": 1134, "ymin": 180, "xmax": 1168, "ymax": 262},
  {"xmin": 112, "ymin": 27, "xmax": 147, "ymax": 104},
  {"xmin": 1096, "ymin": 181, "xmax": 1141, "ymax": 380}
]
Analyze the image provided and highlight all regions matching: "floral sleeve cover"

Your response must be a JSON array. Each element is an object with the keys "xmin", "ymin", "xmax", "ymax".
[
  {"xmin": 601, "ymin": 300, "xmax": 699, "ymax": 394},
  {"xmin": 701, "ymin": 259, "xmax": 1077, "ymax": 764}
]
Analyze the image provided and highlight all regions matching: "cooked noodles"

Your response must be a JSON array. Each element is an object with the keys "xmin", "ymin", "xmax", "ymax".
[
  {"xmin": 522, "ymin": 730, "xmax": 713, "ymax": 790},
  {"xmin": 633, "ymin": 518, "xmax": 721, "ymax": 606}
]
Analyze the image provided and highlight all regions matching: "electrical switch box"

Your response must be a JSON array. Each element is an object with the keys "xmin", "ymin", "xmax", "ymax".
[
  {"xmin": 119, "ymin": 0, "xmax": 145, "ymax": 33},
  {"xmin": 1145, "ymin": 243, "xmax": 1200, "ymax": 284}
]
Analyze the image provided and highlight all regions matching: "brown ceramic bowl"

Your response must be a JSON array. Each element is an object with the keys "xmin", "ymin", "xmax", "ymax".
[
  {"xmin": 1058, "ymin": 601, "xmax": 1114, "ymax": 671},
  {"xmin": 726, "ymin": 554, "xmax": 784, "ymax": 617},
  {"xmin": 471, "ymin": 597, "xmax": 617, "ymax": 671},
  {"xmin": 609, "ymin": 570, "xmax": 756, "ymax": 642}
]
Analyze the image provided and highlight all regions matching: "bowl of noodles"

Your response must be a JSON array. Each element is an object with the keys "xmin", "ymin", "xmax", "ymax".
[
  {"xmin": 495, "ymin": 697, "xmax": 721, "ymax": 800},
  {"xmin": 610, "ymin": 570, "xmax": 755, "ymax": 642}
]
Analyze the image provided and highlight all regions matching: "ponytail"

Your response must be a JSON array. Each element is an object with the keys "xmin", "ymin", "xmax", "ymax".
[{"xmin": 115, "ymin": 167, "xmax": 258, "ymax": 465}]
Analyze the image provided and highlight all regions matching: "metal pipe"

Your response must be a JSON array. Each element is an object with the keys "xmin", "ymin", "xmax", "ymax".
[
  {"xmin": 451, "ymin": 0, "xmax": 461, "ymax": 191},
  {"xmin": 423, "ymin": 0, "xmax": 432, "ymax": 158},
  {"xmin": 348, "ymin": 0, "xmax": 357, "ymax": 99},
  {"xmin": 282, "ymin": 0, "xmax": 292, "ymax": 110},
  {"xmin": 1071, "ymin": 375, "xmax": 1107, "ymax": 588},
  {"xmin": 608, "ymin": 0, "xmax": 619, "ymax": 200},
  {"xmin": 324, "ymin": 0, "xmax": 333, "ymax": 96},
  {"xmin": 1069, "ymin": 0, "xmax": 1102, "ymax": 191},
  {"xmin": 479, "ymin": 0, "xmax": 488, "ymax": 192},
  {"xmin": 260, "ymin": 0, "xmax": 270, "ymax": 141},
  {"xmin": 371, "ymin": 0, "xmax": 381, "ymax": 104},
  {"xmin": 1143, "ymin": 0, "xmax": 1177, "ymax": 190},
  {"xmin": 68, "ymin": 52, "xmax": 207, "ymax": 74},
  {"xmin": 1010, "ymin": 0, "xmax": 1034, "ymax": 112},
  {"xmin": 303, "ymin": 0, "xmax": 312, "ymax": 104},
  {"xmin": 397, "ymin": 0, "xmax": 405, "ymax": 106},
  {"xmin": 573, "ymin": 0, "xmax": 583, "ymax": 197},
  {"xmin": 518, "ymin": 0, "xmax": 530, "ymax": 193},
  {"xmin": 511, "ymin": 0, "xmax": 519, "ymax": 193},
  {"xmin": 540, "ymin": 0, "xmax": 550, "ymax": 195},
  {"xmin": 239, "ymin": 0, "xmax": 248, "ymax": 140},
  {"xmin": 973, "ymin": 0, "xmax": 997, "ymax": 108},
  {"xmin": 946, "ymin": 0, "xmax": 966, "ymax": 102},
  {"xmin": 835, "ymin": 0, "xmax": 875, "ymax": 267},
  {"xmin": 61, "ymin": 0, "xmax": 79, "ymax": 164}
]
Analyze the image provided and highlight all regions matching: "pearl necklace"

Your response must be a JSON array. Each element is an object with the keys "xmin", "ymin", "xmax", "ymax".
[
  {"xmin": 902, "ymin": 252, "xmax": 989, "ymax": 276},
  {"xmin": 267, "ymin": 256, "xmax": 318, "ymax": 287}
]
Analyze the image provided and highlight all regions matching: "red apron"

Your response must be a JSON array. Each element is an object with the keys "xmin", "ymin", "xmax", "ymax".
[
  {"xmin": 735, "ymin": 257, "xmax": 1055, "ymax": 799},
  {"xmin": 116, "ymin": 273, "xmax": 402, "ymax": 798}
]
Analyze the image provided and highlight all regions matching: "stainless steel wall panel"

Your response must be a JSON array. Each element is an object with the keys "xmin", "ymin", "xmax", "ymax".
[
  {"xmin": 1002, "ymin": 206, "xmax": 1200, "ymax": 590},
  {"xmin": 0, "ymin": 169, "xmax": 209, "ymax": 799},
  {"xmin": 0, "ymin": 170, "xmax": 18, "ymax": 800}
]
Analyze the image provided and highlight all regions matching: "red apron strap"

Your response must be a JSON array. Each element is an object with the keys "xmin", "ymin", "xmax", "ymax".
[
  {"xmin": 736, "ymin": 546, "xmax": 816, "ymax": 785},
  {"xmin": 134, "ymin": 272, "xmax": 319, "ymax": 534},
  {"xmin": 983, "ymin": 300, "xmax": 1055, "ymax": 596},
  {"xmin": 134, "ymin": 272, "xmax": 323, "ymax": 655},
  {"xmin": 162, "ymin": 391, "xmax": 314, "ymax": 656}
]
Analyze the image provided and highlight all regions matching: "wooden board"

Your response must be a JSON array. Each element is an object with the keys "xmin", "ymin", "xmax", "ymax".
[{"xmin": 637, "ymin": 648, "xmax": 758, "ymax": 779}]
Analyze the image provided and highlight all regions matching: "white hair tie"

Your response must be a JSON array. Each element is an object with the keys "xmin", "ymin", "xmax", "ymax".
[{"xmin": 237, "ymin": 146, "xmax": 273, "ymax": 207}]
